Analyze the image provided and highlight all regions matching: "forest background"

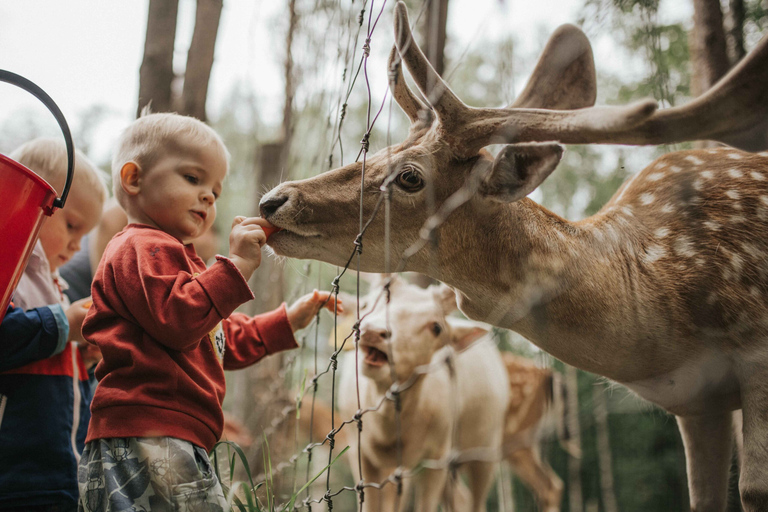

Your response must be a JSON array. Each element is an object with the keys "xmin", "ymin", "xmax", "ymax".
[{"xmin": 1, "ymin": 0, "xmax": 767, "ymax": 510}]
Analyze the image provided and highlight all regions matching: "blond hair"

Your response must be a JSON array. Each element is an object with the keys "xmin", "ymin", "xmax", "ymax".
[
  {"xmin": 111, "ymin": 111, "xmax": 229, "ymax": 209},
  {"xmin": 10, "ymin": 137, "xmax": 108, "ymax": 205}
]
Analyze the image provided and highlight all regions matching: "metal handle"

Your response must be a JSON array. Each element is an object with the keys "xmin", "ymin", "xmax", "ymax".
[{"xmin": 0, "ymin": 69, "xmax": 75, "ymax": 211}]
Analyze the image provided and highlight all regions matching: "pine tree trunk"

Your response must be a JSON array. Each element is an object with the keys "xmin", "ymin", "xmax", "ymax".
[
  {"xmin": 180, "ymin": 0, "xmax": 223, "ymax": 121},
  {"xmin": 565, "ymin": 365, "xmax": 583, "ymax": 512},
  {"xmin": 137, "ymin": 0, "xmax": 179, "ymax": 116},
  {"xmin": 592, "ymin": 382, "xmax": 619, "ymax": 512},
  {"xmin": 691, "ymin": 0, "xmax": 731, "ymax": 94},
  {"xmin": 725, "ymin": 0, "xmax": 746, "ymax": 64}
]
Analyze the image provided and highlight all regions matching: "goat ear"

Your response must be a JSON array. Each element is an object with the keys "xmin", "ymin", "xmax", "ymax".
[
  {"xmin": 447, "ymin": 318, "xmax": 489, "ymax": 351},
  {"xmin": 431, "ymin": 283, "xmax": 457, "ymax": 314},
  {"xmin": 480, "ymin": 143, "xmax": 564, "ymax": 203}
]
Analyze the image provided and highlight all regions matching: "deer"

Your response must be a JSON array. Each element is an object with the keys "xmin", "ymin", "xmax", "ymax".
[{"xmin": 259, "ymin": 2, "xmax": 768, "ymax": 510}]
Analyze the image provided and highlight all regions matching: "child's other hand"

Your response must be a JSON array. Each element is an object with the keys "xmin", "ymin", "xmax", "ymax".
[
  {"xmin": 65, "ymin": 297, "xmax": 93, "ymax": 343},
  {"xmin": 229, "ymin": 216, "xmax": 272, "ymax": 280},
  {"xmin": 78, "ymin": 341, "xmax": 103, "ymax": 370},
  {"xmin": 287, "ymin": 290, "xmax": 344, "ymax": 332}
]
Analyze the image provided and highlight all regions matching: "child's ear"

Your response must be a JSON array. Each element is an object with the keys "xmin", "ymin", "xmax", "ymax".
[{"xmin": 120, "ymin": 162, "xmax": 141, "ymax": 196}]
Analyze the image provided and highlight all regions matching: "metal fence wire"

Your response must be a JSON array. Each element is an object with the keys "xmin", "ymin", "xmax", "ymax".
[{"xmin": 242, "ymin": 1, "xmax": 516, "ymax": 510}]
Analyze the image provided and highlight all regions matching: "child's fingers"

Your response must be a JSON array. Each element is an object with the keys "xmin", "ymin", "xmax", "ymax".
[{"xmin": 231, "ymin": 216, "xmax": 247, "ymax": 228}]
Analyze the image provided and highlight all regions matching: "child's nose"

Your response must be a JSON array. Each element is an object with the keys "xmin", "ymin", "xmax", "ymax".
[{"xmin": 201, "ymin": 190, "xmax": 215, "ymax": 204}]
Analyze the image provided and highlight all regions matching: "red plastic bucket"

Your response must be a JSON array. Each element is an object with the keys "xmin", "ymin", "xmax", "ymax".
[{"xmin": 0, "ymin": 70, "xmax": 75, "ymax": 322}]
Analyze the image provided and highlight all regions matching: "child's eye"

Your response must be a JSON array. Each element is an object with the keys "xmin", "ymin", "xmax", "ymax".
[{"xmin": 185, "ymin": 175, "xmax": 199, "ymax": 184}]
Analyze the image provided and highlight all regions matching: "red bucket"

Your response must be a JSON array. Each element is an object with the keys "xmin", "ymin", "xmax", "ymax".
[{"xmin": 0, "ymin": 70, "xmax": 75, "ymax": 322}]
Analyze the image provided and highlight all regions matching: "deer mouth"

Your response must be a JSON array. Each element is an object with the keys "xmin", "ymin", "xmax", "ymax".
[{"xmin": 362, "ymin": 344, "xmax": 389, "ymax": 367}]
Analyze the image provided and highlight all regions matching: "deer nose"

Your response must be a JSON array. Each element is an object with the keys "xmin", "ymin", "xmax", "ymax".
[{"xmin": 259, "ymin": 194, "xmax": 289, "ymax": 218}]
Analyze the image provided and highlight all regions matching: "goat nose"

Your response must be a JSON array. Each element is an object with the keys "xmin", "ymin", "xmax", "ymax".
[
  {"xmin": 259, "ymin": 194, "xmax": 289, "ymax": 217},
  {"xmin": 361, "ymin": 327, "xmax": 389, "ymax": 344}
]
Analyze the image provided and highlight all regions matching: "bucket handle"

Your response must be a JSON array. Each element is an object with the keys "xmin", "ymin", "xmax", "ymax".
[{"xmin": 0, "ymin": 70, "xmax": 74, "ymax": 213}]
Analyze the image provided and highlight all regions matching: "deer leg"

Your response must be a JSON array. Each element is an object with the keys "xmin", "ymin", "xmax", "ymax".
[
  {"xmin": 462, "ymin": 460, "xmax": 499, "ymax": 512},
  {"xmin": 412, "ymin": 468, "xmax": 448, "ymax": 512},
  {"xmin": 507, "ymin": 447, "xmax": 563, "ymax": 512},
  {"xmin": 737, "ymin": 372, "xmax": 768, "ymax": 512},
  {"xmin": 676, "ymin": 413, "xmax": 733, "ymax": 512}
]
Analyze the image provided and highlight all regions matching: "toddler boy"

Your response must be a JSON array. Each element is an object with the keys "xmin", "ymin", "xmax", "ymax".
[{"xmin": 78, "ymin": 113, "xmax": 339, "ymax": 510}]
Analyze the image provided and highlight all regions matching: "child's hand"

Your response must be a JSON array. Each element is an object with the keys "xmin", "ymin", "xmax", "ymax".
[
  {"xmin": 229, "ymin": 216, "xmax": 273, "ymax": 280},
  {"xmin": 65, "ymin": 297, "xmax": 92, "ymax": 343},
  {"xmin": 287, "ymin": 290, "xmax": 344, "ymax": 332}
]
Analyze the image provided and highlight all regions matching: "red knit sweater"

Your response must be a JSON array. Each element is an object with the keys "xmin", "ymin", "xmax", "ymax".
[{"xmin": 83, "ymin": 224, "xmax": 297, "ymax": 451}]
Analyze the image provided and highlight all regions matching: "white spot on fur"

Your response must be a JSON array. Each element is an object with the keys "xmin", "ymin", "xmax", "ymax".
[
  {"xmin": 685, "ymin": 155, "xmax": 704, "ymax": 165},
  {"xmin": 731, "ymin": 214, "xmax": 747, "ymax": 223},
  {"xmin": 701, "ymin": 170, "xmax": 714, "ymax": 179},
  {"xmin": 670, "ymin": 165, "xmax": 682, "ymax": 173},
  {"xmin": 759, "ymin": 151, "xmax": 768, "ymax": 157},
  {"xmin": 661, "ymin": 203, "xmax": 675, "ymax": 214},
  {"xmin": 728, "ymin": 169, "xmax": 744, "ymax": 179},
  {"xmin": 643, "ymin": 244, "xmax": 666, "ymax": 263},
  {"xmin": 741, "ymin": 243, "xmax": 763, "ymax": 260},
  {"xmin": 731, "ymin": 254, "xmax": 744, "ymax": 273},
  {"xmin": 695, "ymin": 258, "xmax": 705, "ymax": 266},
  {"xmin": 707, "ymin": 292, "xmax": 718, "ymax": 305},
  {"xmin": 703, "ymin": 221, "xmax": 721, "ymax": 231},
  {"xmin": 750, "ymin": 286, "xmax": 761, "ymax": 298},
  {"xmin": 760, "ymin": 196, "xmax": 768, "ymax": 207},
  {"xmin": 693, "ymin": 179, "xmax": 703, "ymax": 191},
  {"xmin": 640, "ymin": 193, "xmax": 655, "ymax": 205},
  {"xmin": 728, "ymin": 153, "xmax": 743, "ymax": 160},
  {"xmin": 647, "ymin": 172, "xmax": 665, "ymax": 182},
  {"xmin": 654, "ymin": 227, "xmax": 670, "ymax": 238},
  {"xmin": 673, "ymin": 236, "xmax": 697, "ymax": 258},
  {"xmin": 621, "ymin": 206, "xmax": 634, "ymax": 217},
  {"xmin": 726, "ymin": 190, "xmax": 740, "ymax": 200},
  {"xmin": 751, "ymin": 171, "xmax": 765, "ymax": 181}
]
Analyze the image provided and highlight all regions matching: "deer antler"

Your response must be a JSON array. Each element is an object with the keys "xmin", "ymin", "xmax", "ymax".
[
  {"xmin": 392, "ymin": 1, "xmax": 768, "ymax": 155},
  {"xmin": 387, "ymin": 45, "xmax": 428, "ymax": 125}
]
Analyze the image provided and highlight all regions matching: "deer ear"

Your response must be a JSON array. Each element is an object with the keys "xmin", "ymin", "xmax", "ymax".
[
  {"xmin": 480, "ymin": 143, "xmax": 564, "ymax": 203},
  {"xmin": 447, "ymin": 318, "xmax": 489, "ymax": 351}
]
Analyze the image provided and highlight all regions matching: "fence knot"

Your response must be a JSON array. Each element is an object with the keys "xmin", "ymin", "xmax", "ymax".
[
  {"xmin": 331, "ymin": 276, "xmax": 340, "ymax": 292},
  {"xmin": 356, "ymin": 480, "xmax": 365, "ymax": 504},
  {"xmin": 360, "ymin": 132, "xmax": 370, "ymax": 153},
  {"xmin": 324, "ymin": 491, "xmax": 334, "ymax": 510},
  {"xmin": 353, "ymin": 234, "xmax": 364, "ymax": 254},
  {"xmin": 326, "ymin": 430, "xmax": 336, "ymax": 450},
  {"xmin": 357, "ymin": 9, "xmax": 365, "ymax": 25},
  {"xmin": 330, "ymin": 353, "xmax": 338, "ymax": 371},
  {"xmin": 362, "ymin": 38, "xmax": 371, "ymax": 57},
  {"xmin": 394, "ymin": 467, "xmax": 404, "ymax": 495},
  {"xmin": 340, "ymin": 102, "xmax": 347, "ymax": 121},
  {"xmin": 355, "ymin": 409, "xmax": 363, "ymax": 430}
]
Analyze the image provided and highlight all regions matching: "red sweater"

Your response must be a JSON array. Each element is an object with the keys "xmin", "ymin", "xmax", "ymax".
[{"xmin": 83, "ymin": 224, "xmax": 297, "ymax": 451}]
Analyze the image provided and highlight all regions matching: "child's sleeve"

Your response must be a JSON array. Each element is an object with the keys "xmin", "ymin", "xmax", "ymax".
[
  {"xmin": 104, "ymin": 238, "xmax": 254, "ymax": 352},
  {"xmin": 222, "ymin": 304, "xmax": 298, "ymax": 370},
  {"xmin": 0, "ymin": 303, "xmax": 69, "ymax": 372}
]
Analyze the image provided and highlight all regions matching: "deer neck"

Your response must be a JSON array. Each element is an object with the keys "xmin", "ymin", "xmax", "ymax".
[{"xmin": 430, "ymin": 198, "xmax": 669, "ymax": 382}]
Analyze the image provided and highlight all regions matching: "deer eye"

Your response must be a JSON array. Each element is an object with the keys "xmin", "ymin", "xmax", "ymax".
[{"xmin": 394, "ymin": 165, "xmax": 425, "ymax": 192}]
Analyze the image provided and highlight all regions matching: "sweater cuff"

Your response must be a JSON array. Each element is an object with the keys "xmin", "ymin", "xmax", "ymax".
[
  {"xmin": 259, "ymin": 303, "xmax": 298, "ymax": 355},
  {"xmin": 47, "ymin": 304, "xmax": 70, "ymax": 356},
  {"xmin": 197, "ymin": 256, "xmax": 255, "ymax": 317}
]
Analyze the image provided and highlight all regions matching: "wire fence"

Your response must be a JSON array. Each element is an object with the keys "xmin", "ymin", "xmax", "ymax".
[{"xmin": 231, "ymin": 1, "xmax": 526, "ymax": 510}]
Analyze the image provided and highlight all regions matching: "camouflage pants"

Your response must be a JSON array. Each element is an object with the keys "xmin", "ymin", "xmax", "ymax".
[{"xmin": 77, "ymin": 437, "xmax": 228, "ymax": 512}]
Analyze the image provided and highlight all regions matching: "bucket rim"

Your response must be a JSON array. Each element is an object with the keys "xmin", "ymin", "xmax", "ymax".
[{"xmin": 0, "ymin": 153, "xmax": 58, "ymax": 196}]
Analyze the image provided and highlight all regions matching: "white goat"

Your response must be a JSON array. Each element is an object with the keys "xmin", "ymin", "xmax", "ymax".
[{"xmin": 337, "ymin": 277, "xmax": 509, "ymax": 512}]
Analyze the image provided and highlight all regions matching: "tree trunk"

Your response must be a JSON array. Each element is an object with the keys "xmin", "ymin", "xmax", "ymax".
[
  {"xmin": 180, "ymin": 0, "xmax": 223, "ymax": 121},
  {"xmin": 690, "ymin": 0, "xmax": 731, "ymax": 95},
  {"xmin": 422, "ymin": 0, "xmax": 450, "ymax": 77},
  {"xmin": 137, "ymin": 0, "xmax": 179, "ymax": 116},
  {"xmin": 725, "ymin": 0, "xmax": 746, "ymax": 64},
  {"xmin": 565, "ymin": 365, "xmax": 583, "ymax": 512},
  {"xmin": 592, "ymin": 382, "xmax": 619, "ymax": 512}
]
